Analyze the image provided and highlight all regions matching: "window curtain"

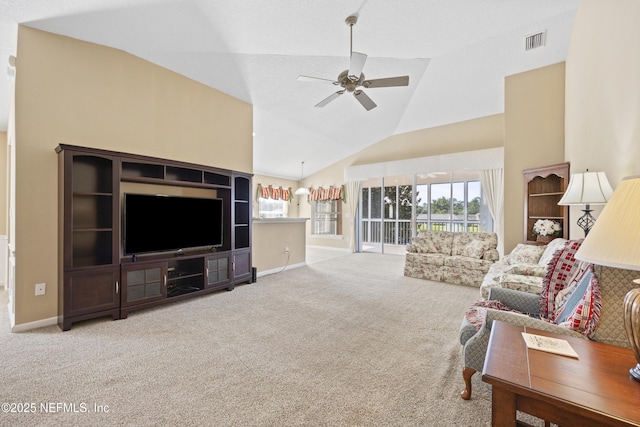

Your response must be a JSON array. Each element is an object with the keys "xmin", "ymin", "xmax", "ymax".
[
  {"xmin": 345, "ymin": 181, "xmax": 361, "ymax": 253},
  {"xmin": 480, "ymin": 169, "xmax": 505, "ymax": 257}
]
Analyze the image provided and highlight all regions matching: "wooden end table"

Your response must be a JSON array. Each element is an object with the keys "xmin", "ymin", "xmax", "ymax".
[{"xmin": 482, "ymin": 321, "xmax": 640, "ymax": 427}]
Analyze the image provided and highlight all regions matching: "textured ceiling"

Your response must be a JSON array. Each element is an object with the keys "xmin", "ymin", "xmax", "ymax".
[{"xmin": 0, "ymin": 0, "xmax": 580, "ymax": 179}]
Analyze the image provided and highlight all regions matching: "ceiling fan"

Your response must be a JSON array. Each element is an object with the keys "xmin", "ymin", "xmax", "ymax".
[{"xmin": 297, "ymin": 15, "xmax": 409, "ymax": 111}]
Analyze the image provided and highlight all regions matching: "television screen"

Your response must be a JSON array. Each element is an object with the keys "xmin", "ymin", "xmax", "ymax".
[{"xmin": 124, "ymin": 193, "xmax": 223, "ymax": 255}]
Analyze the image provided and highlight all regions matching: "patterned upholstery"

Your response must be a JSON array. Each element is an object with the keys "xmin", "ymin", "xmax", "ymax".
[
  {"xmin": 459, "ymin": 262, "xmax": 636, "ymax": 400},
  {"xmin": 404, "ymin": 231, "xmax": 499, "ymax": 287},
  {"xmin": 479, "ymin": 238, "xmax": 569, "ymax": 298},
  {"xmin": 540, "ymin": 239, "xmax": 587, "ymax": 318},
  {"xmin": 591, "ymin": 265, "xmax": 639, "ymax": 347}
]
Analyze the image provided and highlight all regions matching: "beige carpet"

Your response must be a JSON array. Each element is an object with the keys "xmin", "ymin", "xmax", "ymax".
[{"xmin": 1, "ymin": 253, "xmax": 499, "ymax": 426}]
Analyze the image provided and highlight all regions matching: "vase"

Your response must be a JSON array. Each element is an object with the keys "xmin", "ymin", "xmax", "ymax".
[{"xmin": 536, "ymin": 235, "xmax": 552, "ymax": 244}]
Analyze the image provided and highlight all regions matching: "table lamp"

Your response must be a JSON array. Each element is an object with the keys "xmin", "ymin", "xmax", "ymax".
[
  {"xmin": 574, "ymin": 175, "xmax": 640, "ymax": 381},
  {"xmin": 558, "ymin": 171, "xmax": 614, "ymax": 236}
]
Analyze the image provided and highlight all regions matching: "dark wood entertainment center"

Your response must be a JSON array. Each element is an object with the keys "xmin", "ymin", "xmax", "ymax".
[{"xmin": 56, "ymin": 144, "xmax": 252, "ymax": 330}]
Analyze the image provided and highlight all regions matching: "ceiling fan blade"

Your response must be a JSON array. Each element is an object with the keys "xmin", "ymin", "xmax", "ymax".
[
  {"xmin": 315, "ymin": 90, "xmax": 345, "ymax": 108},
  {"xmin": 348, "ymin": 52, "xmax": 367, "ymax": 78},
  {"xmin": 297, "ymin": 75, "xmax": 338, "ymax": 84},
  {"xmin": 353, "ymin": 90, "xmax": 377, "ymax": 111},
  {"xmin": 363, "ymin": 76, "xmax": 410, "ymax": 88}
]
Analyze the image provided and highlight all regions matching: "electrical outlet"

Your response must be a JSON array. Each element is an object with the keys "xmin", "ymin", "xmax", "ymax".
[
  {"xmin": 35, "ymin": 283, "xmax": 46, "ymax": 296},
  {"xmin": 284, "ymin": 247, "xmax": 289, "ymax": 253}
]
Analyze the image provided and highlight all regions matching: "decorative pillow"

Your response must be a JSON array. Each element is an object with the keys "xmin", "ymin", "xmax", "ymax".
[
  {"xmin": 431, "ymin": 232, "xmax": 454, "ymax": 255},
  {"xmin": 538, "ymin": 238, "xmax": 569, "ymax": 267},
  {"xmin": 539, "ymin": 239, "xmax": 585, "ymax": 319},
  {"xmin": 553, "ymin": 266, "xmax": 601, "ymax": 336},
  {"xmin": 413, "ymin": 237, "xmax": 438, "ymax": 254},
  {"xmin": 461, "ymin": 240, "xmax": 488, "ymax": 259},
  {"xmin": 507, "ymin": 244, "xmax": 546, "ymax": 265}
]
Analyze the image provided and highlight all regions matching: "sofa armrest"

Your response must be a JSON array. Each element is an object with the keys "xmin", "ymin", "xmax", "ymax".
[
  {"xmin": 483, "ymin": 309, "xmax": 585, "ymax": 340},
  {"xmin": 503, "ymin": 263, "xmax": 547, "ymax": 277},
  {"xmin": 488, "ymin": 287, "xmax": 541, "ymax": 316}
]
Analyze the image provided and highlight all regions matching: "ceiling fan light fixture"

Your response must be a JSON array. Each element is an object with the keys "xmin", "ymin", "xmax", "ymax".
[{"xmin": 297, "ymin": 15, "xmax": 409, "ymax": 111}]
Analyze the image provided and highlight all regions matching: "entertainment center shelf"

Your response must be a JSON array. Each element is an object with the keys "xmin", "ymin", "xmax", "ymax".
[
  {"xmin": 57, "ymin": 144, "xmax": 252, "ymax": 331},
  {"xmin": 121, "ymin": 160, "xmax": 232, "ymax": 188}
]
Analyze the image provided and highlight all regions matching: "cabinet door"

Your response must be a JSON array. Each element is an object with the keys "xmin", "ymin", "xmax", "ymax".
[
  {"xmin": 232, "ymin": 249, "xmax": 251, "ymax": 283},
  {"xmin": 63, "ymin": 267, "xmax": 120, "ymax": 319},
  {"xmin": 206, "ymin": 254, "xmax": 231, "ymax": 289},
  {"xmin": 121, "ymin": 262, "xmax": 167, "ymax": 307}
]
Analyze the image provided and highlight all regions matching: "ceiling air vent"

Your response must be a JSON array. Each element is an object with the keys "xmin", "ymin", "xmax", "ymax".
[{"xmin": 525, "ymin": 30, "xmax": 546, "ymax": 51}]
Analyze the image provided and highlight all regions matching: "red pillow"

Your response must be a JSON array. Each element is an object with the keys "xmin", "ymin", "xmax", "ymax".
[{"xmin": 539, "ymin": 239, "xmax": 585, "ymax": 319}]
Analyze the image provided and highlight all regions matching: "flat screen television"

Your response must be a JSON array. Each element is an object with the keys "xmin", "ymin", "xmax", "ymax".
[{"xmin": 123, "ymin": 193, "xmax": 223, "ymax": 255}]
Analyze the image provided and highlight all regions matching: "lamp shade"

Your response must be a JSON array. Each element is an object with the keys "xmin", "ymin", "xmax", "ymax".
[
  {"xmin": 558, "ymin": 171, "xmax": 614, "ymax": 206},
  {"xmin": 575, "ymin": 175, "xmax": 640, "ymax": 270}
]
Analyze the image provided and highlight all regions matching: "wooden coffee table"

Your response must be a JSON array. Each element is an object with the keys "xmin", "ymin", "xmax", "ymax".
[{"xmin": 482, "ymin": 321, "xmax": 640, "ymax": 427}]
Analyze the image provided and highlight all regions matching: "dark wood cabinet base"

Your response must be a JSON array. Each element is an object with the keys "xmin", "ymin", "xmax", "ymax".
[{"xmin": 60, "ymin": 309, "xmax": 121, "ymax": 331}]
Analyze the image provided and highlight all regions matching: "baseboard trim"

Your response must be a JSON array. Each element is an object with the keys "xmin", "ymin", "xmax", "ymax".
[
  {"xmin": 11, "ymin": 316, "xmax": 58, "ymax": 333},
  {"xmin": 306, "ymin": 245, "xmax": 350, "ymax": 253},
  {"xmin": 257, "ymin": 262, "xmax": 307, "ymax": 278}
]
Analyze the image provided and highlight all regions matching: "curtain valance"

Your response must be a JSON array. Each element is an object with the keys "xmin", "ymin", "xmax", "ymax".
[
  {"xmin": 307, "ymin": 185, "xmax": 346, "ymax": 202},
  {"xmin": 256, "ymin": 184, "xmax": 293, "ymax": 202}
]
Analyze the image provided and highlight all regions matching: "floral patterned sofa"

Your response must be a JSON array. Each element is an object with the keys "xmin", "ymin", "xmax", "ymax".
[
  {"xmin": 479, "ymin": 237, "xmax": 570, "ymax": 298},
  {"xmin": 404, "ymin": 230, "xmax": 499, "ymax": 287}
]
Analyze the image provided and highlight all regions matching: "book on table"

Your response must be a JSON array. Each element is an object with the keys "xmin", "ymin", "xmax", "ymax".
[{"xmin": 521, "ymin": 332, "xmax": 579, "ymax": 359}]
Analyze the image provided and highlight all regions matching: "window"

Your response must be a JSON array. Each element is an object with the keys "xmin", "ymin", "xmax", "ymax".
[
  {"xmin": 416, "ymin": 174, "xmax": 491, "ymax": 233},
  {"xmin": 312, "ymin": 200, "xmax": 341, "ymax": 236},
  {"xmin": 258, "ymin": 198, "xmax": 288, "ymax": 218},
  {"xmin": 361, "ymin": 171, "xmax": 492, "ymax": 251}
]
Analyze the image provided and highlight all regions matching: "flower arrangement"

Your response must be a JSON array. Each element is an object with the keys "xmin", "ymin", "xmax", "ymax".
[{"xmin": 533, "ymin": 219, "xmax": 562, "ymax": 237}]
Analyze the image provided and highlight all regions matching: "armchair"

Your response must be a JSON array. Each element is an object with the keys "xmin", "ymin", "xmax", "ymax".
[{"xmin": 459, "ymin": 263, "xmax": 638, "ymax": 400}]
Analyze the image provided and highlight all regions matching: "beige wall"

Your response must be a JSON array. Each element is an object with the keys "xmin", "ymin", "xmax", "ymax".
[
  {"xmin": 14, "ymin": 27, "xmax": 252, "ymax": 326},
  {"xmin": 565, "ymin": 0, "xmax": 640, "ymax": 238},
  {"xmin": 251, "ymin": 174, "xmax": 305, "ymax": 273},
  {"xmin": 0, "ymin": 131, "xmax": 6, "ymax": 235},
  {"xmin": 503, "ymin": 63, "xmax": 566, "ymax": 252},
  {"xmin": 252, "ymin": 221, "xmax": 306, "ymax": 274}
]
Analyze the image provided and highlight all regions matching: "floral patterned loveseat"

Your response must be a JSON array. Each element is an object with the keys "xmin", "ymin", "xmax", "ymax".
[
  {"xmin": 479, "ymin": 238, "xmax": 570, "ymax": 298},
  {"xmin": 404, "ymin": 230, "xmax": 499, "ymax": 287}
]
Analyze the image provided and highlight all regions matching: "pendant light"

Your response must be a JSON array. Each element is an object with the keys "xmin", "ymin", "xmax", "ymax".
[{"xmin": 294, "ymin": 161, "xmax": 309, "ymax": 196}]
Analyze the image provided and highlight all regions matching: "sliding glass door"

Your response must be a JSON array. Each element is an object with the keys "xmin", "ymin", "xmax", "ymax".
[
  {"xmin": 360, "ymin": 178, "xmax": 382, "ymax": 253},
  {"xmin": 360, "ymin": 176, "xmax": 413, "ymax": 255}
]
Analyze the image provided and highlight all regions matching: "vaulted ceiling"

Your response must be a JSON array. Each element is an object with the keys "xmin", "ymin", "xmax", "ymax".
[{"xmin": 0, "ymin": 0, "xmax": 580, "ymax": 179}]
